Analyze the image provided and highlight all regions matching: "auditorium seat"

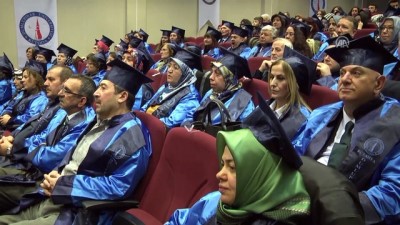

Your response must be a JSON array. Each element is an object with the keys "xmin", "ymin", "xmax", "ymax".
[
  {"xmin": 130, "ymin": 111, "xmax": 167, "ymax": 202},
  {"xmin": 354, "ymin": 28, "xmax": 376, "ymax": 39},
  {"xmin": 363, "ymin": 23, "xmax": 377, "ymax": 29},
  {"xmin": 112, "ymin": 127, "xmax": 219, "ymax": 225},
  {"xmin": 150, "ymin": 53, "xmax": 161, "ymax": 62},
  {"xmin": 77, "ymin": 60, "xmax": 87, "ymax": 74},
  {"xmin": 247, "ymin": 57, "xmax": 269, "ymax": 74},
  {"xmin": 301, "ymin": 84, "xmax": 340, "ymax": 110},
  {"xmin": 184, "ymin": 36, "xmax": 196, "ymax": 43},
  {"xmin": 145, "ymin": 69, "xmax": 164, "ymax": 92},
  {"xmin": 201, "ymin": 55, "xmax": 216, "ymax": 71},
  {"xmin": 195, "ymin": 36, "xmax": 204, "ymax": 45},
  {"xmin": 241, "ymin": 78, "xmax": 270, "ymax": 106}
]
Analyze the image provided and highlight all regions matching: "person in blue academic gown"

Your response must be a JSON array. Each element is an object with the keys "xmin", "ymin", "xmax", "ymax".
[
  {"xmin": 0, "ymin": 53, "xmax": 14, "ymax": 109},
  {"xmin": 0, "ymin": 59, "xmax": 153, "ymax": 225},
  {"xmin": 182, "ymin": 48, "xmax": 254, "ymax": 126},
  {"xmin": 83, "ymin": 52, "xmax": 107, "ymax": 86},
  {"xmin": 293, "ymin": 36, "xmax": 400, "ymax": 225},
  {"xmin": 0, "ymin": 60, "xmax": 48, "ymax": 132},
  {"xmin": 0, "ymin": 74, "xmax": 96, "ymax": 213},
  {"xmin": 56, "ymin": 43, "xmax": 78, "ymax": 73},
  {"xmin": 141, "ymin": 48, "xmax": 200, "ymax": 128},
  {"xmin": 35, "ymin": 46, "xmax": 56, "ymax": 71}
]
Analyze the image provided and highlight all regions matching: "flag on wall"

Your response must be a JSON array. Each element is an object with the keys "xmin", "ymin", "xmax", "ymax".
[
  {"xmin": 14, "ymin": 0, "xmax": 58, "ymax": 67},
  {"xmin": 198, "ymin": 0, "xmax": 220, "ymax": 30},
  {"xmin": 309, "ymin": 0, "xmax": 326, "ymax": 16}
]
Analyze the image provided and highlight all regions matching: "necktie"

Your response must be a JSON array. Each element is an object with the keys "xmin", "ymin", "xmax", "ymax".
[
  {"xmin": 328, "ymin": 121, "xmax": 354, "ymax": 169},
  {"xmin": 51, "ymin": 116, "xmax": 69, "ymax": 145}
]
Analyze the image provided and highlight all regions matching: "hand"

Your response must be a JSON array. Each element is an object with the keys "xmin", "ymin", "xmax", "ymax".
[
  {"xmin": 0, "ymin": 115, "xmax": 11, "ymax": 126},
  {"xmin": 357, "ymin": 21, "xmax": 363, "ymax": 30},
  {"xmin": 4, "ymin": 136, "xmax": 13, "ymax": 143},
  {"xmin": 259, "ymin": 60, "xmax": 272, "ymax": 72},
  {"xmin": 40, "ymin": 171, "xmax": 61, "ymax": 197},
  {"xmin": 317, "ymin": 62, "xmax": 332, "ymax": 77},
  {"xmin": 0, "ymin": 139, "xmax": 12, "ymax": 156}
]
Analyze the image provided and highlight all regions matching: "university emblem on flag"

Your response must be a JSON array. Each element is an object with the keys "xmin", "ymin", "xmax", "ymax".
[
  {"xmin": 310, "ymin": 0, "xmax": 326, "ymax": 13},
  {"xmin": 19, "ymin": 11, "xmax": 54, "ymax": 45}
]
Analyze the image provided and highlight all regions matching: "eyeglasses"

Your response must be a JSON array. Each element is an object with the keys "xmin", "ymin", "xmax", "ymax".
[
  {"xmin": 60, "ymin": 86, "xmax": 82, "ymax": 96},
  {"xmin": 380, "ymin": 26, "xmax": 394, "ymax": 31}
]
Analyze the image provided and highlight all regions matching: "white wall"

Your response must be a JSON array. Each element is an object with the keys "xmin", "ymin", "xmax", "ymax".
[{"xmin": 0, "ymin": 0, "xmax": 358, "ymax": 66}]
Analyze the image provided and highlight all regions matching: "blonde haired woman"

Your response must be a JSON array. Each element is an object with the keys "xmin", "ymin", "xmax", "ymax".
[{"xmin": 267, "ymin": 58, "xmax": 311, "ymax": 139}]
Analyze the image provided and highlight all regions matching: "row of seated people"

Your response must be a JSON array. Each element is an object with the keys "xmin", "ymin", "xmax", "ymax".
[
  {"xmin": 0, "ymin": 33, "xmax": 398, "ymax": 224},
  {"xmin": 132, "ymin": 35, "xmax": 400, "ymax": 224},
  {"xmin": 0, "ymin": 61, "xmax": 365, "ymax": 225},
  {"xmin": 148, "ymin": 26, "xmax": 376, "ymax": 49}
]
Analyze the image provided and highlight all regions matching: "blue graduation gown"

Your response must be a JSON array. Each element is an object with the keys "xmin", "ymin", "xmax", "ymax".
[
  {"xmin": 5, "ymin": 91, "xmax": 48, "ymax": 128},
  {"xmin": 141, "ymin": 84, "xmax": 200, "ymax": 128},
  {"xmin": 183, "ymin": 89, "xmax": 254, "ymax": 126},
  {"xmin": 292, "ymin": 98, "xmax": 400, "ymax": 224},
  {"xmin": 25, "ymin": 106, "xmax": 96, "ymax": 173}
]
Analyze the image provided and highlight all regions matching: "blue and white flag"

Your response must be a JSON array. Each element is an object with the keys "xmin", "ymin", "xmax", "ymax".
[
  {"xmin": 198, "ymin": 0, "xmax": 220, "ymax": 30},
  {"xmin": 14, "ymin": 0, "xmax": 58, "ymax": 67}
]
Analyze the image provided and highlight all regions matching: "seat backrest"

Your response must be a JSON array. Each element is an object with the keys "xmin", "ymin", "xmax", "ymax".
[
  {"xmin": 247, "ymin": 57, "xmax": 269, "ymax": 74},
  {"xmin": 354, "ymin": 28, "xmax": 375, "ymax": 39},
  {"xmin": 301, "ymin": 84, "xmax": 340, "ymax": 110},
  {"xmin": 201, "ymin": 55, "xmax": 216, "ymax": 71},
  {"xmin": 138, "ymin": 127, "xmax": 219, "ymax": 222},
  {"xmin": 185, "ymin": 36, "xmax": 196, "ymax": 43},
  {"xmin": 77, "ymin": 60, "xmax": 87, "ymax": 74},
  {"xmin": 195, "ymin": 36, "xmax": 205, "ymax": 45},
  {"xmin": 150, "ymin": 53, "xmax": 161, "ymax": 62},
  {"xmin": 218, "ymin": 42, "xmax": 231, "ymax": 49},
  {"xmin": 149, "ymin": 43, "xmax": 157, "ymax": 53},
  {"xmin": 241, "ymin": 78, "xmax": 270, "ymax": 106},
  {"xmin": 145, "ymin": 69, "xmax": 164, "ymax": 92},
  {"xmin": 131, "ymin": 111, "xmax": 167, "ymax": 202}
]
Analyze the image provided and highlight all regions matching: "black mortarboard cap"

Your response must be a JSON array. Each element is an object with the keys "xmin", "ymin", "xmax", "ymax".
[
  {"xmin": 231, "ymin": 26, "xmax": 248, "ymax": 38},
  {"xmin": 311, "ymin": 14, "xmax": 324, "ymax": 31},
  {"xmin": 174, "ymin": 45, "xmax": 202, "ymax": 72},
  {"xmin": 221, "ymin": 20, "xmax": 235, "ymax": 30},
  {"xmin": 243, "ymin": 24, "xmax": 255, "ymax": 37},
  {"xmin": 129, "ymin": 36, "xmax": 143, "ymax": 48},
  {"xmin": 118, "ymin": 39, "xmax": 128, "ymax": 51},
  {"xmin": 171, "ymin": 26, "xmax": 185, "ymax": 38},
  {"xmin": 36, "ymin": 46, "xmax": 56, "ymax": 62},
  {"xmin": 93, "ymin": 52, "xmax": 107, "ymax": 69},
  {"xmin": 105, "ymin": 58, "xmax": 153, "ymax": 96},
  {"xmin": 57, "ymin": 43, "xmax": 77, "ymax": 58},
  {"xmin": 138, "ymin": 29, "xmax": 149, "ymax": 42},
  {"xmin": 185, "ymin": 44, "xmax": 202, "ymax": 57},
  {"xmin": 242, "ymin": 92, "xmax": 303, "ymax": 169},
  {"xmin": 283, "ymin": 46, "xmax": 316, "ymax": 95},
  {"xmin": 290, "ymin": 18, "xmax": 311, "ymax": 38},
  {"xmin": 161, "ymin": 29, "xmax": 171, "ymax": 37},
  {"xmin": 218, "ymin": 47, "xmax": 251, "ymax": 79},
  {"xmin": 24, "ymin": 60, "xmax": 47, "ymax": 79},
  {"xmin": 325, "ymin": 36, "xmax": 398, "ymax": 74},
  {"xmin": 326, "ymin": 33, "xmax": 353, "ymax": 46},
  {"xmin": 0, "ymin": 53, "xmax": 14, "ymax": 76},
  {"xmin": 127, "ymin": 31, "xmax": 136, "ymax": 41},
  {"xmin": 277, "ymin": 12, "xmax": 290, "ymax": 26},
  {"xmin": 135, "ymin": 41, "xmax": 155, "ymax": 74},
  {"xmin": 95, "ymin": 35, "xmax": 114, "ymax": 47},
  {"xmin": 205, "ymin": 26, "xmax": 222, "ymax": 41}
]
